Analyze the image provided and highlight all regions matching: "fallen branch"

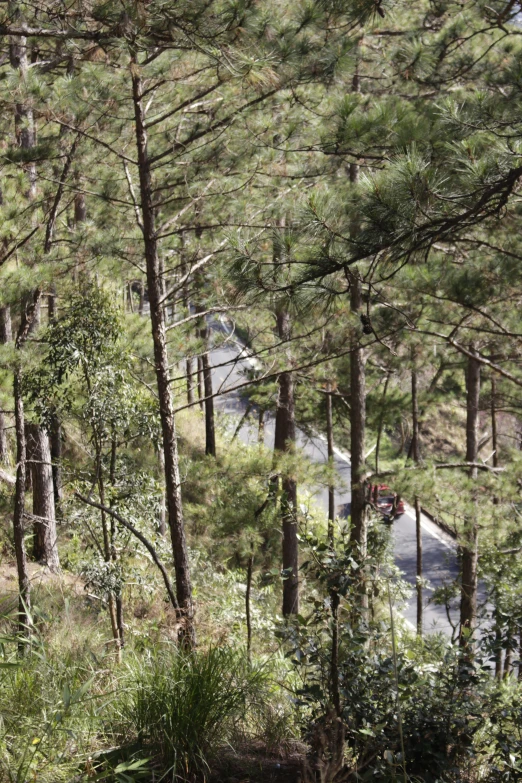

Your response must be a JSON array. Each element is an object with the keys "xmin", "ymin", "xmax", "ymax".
[{"xmin": 75, "ymin": 493, "xmax": 179, "ymax": 613}]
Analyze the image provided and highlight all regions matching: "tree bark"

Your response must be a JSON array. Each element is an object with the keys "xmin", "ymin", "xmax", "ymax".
[
  {"xmin": 186, "ymin": 357, "xmax": 195, "ymax": 406},
  {"xmin": 10, "ymin": 20, "xmax": 36, "ymax": 648},
  {"xmin": 13, "ymin": 367, "xmax": 31, "ymax": 647},
  {"xmin": 491, "ymin": 375, "xmax": 498, "ymax": 468},
  {"xmin": 415, "ymin": 496, "xmax": 423, "ymax": 636},
  {"xmin": 494, "ymin": 605, "xmax": 503, "ymax": 680},
  {"xmin": 504, "ymin": 623, "xmax": 514, "ymax": 678},
  {"xmin": 197, "ymin": 356, "xmax": 204, "ymax": 411},
  {"xmin": 459, "ymin": 349, "xmax": 480, "ymax": 647},
  {"xmin": 349, "ymin": 273, "xmax": 368, "ymax": 556},
  {"xmin": 49, "ymin": 412, "xmax": 62, "ymax": 509},
  {"xmin": 326, "ymin": 382, "xmax": 335, "ymax": 544},
  {"xmin": 246, "ymin": 547, "xmax": 253, "ymax": 661},
  {"xmin": 411, "ymin": 359, "xmax": 420, "ymax": 464},
  {"xmin": 274, "ymin": 307, "xmax": 298, "ymax": 617},
  {"xmin": 258, "ymin": 408, "xmax": 265, "ymax": 445},
  {"xmin": 158, "ymin": 443, "xmax": 166, "ymax": 536},
  {"xmin": 0, "ymin": 306, "xmax": 12, "ymax": 343},
  {"xmin": 131, "ymin": 55, "xmax": 194, "ymax": 646},
  {"xmin": 26, "ymin": 423, "xmax": 59, "ymax": 571},
  {"xmin": 0, "ymin": 307, "xmax": 12, "ymax": 465},
  {"xmin": 199, "ymin": 318, "xmax": 216, "ymax": 457}
]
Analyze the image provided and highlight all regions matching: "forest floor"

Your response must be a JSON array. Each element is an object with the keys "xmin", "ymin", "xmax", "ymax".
[{"xmin": 0, "ymin": 561, "xmax": 81, "ymax": 614}]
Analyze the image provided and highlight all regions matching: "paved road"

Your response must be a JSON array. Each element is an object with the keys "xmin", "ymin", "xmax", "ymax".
[{"xmin": 209, "ymin": 330, "xmax": 459, "ymax": 635}]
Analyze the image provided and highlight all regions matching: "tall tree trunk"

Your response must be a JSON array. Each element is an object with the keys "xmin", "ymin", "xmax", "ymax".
[
  {"xmin": 494, "ymin": 613, "xmax": 503, "ymax": 680},
  {"xmin": 13, "ymin": 367, "xmax": 31, "ymax": 647},
  {"xmin": 181, "ymin": 235, "xmax": 195, "ymax": 407},
  {"xmin": 0, "ymin": 307, "xmax": 12, "ymax": 465},
  {"xmin": 197, "ymin": 357, "xmax": 204, "ymax": 411},
  {"xmin": 491, "ymin": 375, "xmax": 498, "ymax": 468},
  {"xmin": 186, "ymin": 357, "xmax": 195, "ymax": 406},
  {"xmin": 258, "ymin": 408, "xmax": 265, "ymax": 445},
  {"xmin": 0, "ymin": 306, "xmax": 12, "ymax": 344},
  {"xmin": 246, "ymin": 546, "xmax": 253, "ymax": 661},
  {"xmin": 108, "ymin": 437, "xmax": 124, "ymax": 651},
  {"xmin": 274, "ymin": 308, "xmax": 298, "ymax": 617},
  {"xmin": 26, "ymin": 423, "xmax": 59, "ymax": 571},
  {"xmin": 47, "ymin": 293, "xmax": 63, "ymax": 508},
  {"xmin": 349, "ymin": 273, "xmax": 368, "ymax": 555},
  {"xmin": 459, "ymin": 349, "xmax": 481, "ymax": 648},
  {"xmin": 138, "ymin": 280, "xmax": 145, "ymax": 315},
  {"xmin": 10, "ymin": 21, "xmax": 36, "ymax": 648},
  {"xmin": 375, "ymin": 372, "xmax": 390, "ymax": 475},
  {"xmin": 158, "ymin": 444, "xmax": 166, "ymax": 537},
  {"xmin": 411, "ymin": 359, "xmax": 420, "ymax": 464},
  {"xmin": 504, "ymin": 624, "xmax": 514, "ymax": 679},
  {"xmin": 326, "ymin": 381, "xmax": 335, "ymax": 544},
  {"xmin": 49, "ymin": 415, "xmax": 62, "ymax": 509},
  {"xmin": 131, "ymin": 56, "xmax": 194, "ymax": 647},
  {"xmin": 415, "ymin": 496, "xmax": 423, "ymax": 636},
  {"xmin": 199, "ymin": 318, "xmax": 216, "ymax": 457}
]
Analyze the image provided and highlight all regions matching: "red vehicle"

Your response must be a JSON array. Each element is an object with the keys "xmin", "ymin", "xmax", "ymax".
[{"xmin": 371, "ymin": 484, "xmax": 405, "ymax": 522}]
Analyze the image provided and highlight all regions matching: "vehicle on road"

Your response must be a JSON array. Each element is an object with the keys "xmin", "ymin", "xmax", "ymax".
[{"xmin": 370, "ymin": 484, "xmax": 405, "ymax": 522}]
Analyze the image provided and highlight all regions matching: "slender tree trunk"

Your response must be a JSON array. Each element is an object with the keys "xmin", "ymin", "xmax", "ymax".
[
  {"xmin": 158, "ymin": 444, "xmax": 166, "ymax": 536},
  {"xmin": 26, "ymin": 423, "xmax": 59, "ymax": 571},
  {"xmin": 415, "ymin": 496, "xmax": 423, "ymax": 636},
  {"xmin": 94, "ymin": 437, "xmax": 121, "ymax": 660},
  {"xmin": 13, "ymin": 367, "xmax": 31, "ymax": 648},
  {"xmin": 0, "ymin": 307, "xmax": 12, "ymax": 465},
  {"xmin": 494, "ymin": 604, "xmax": 503, "ymax": 680},
  {"xmin": 197, "ymin": 357, "xmax": 204, "ymax": 411},
  {"xmin": 74, "ymin": 190, "xmax": 86, "ymax": 223},
  {"xmin": 0, "ymin": 306, "xmax": 12, "ymax": 344},
  {"xmin": 108, "ymin": 437, "xmax": 124, "ymax": 651},
  {"xmin": 349, "ymin": 273, "xmax": 368, "ymax": 556},
  {"xmin": 375, "ymin": 372, "xmax": 390, "ymax": 475},
  {"xmin": 258, "ymin": 408, "xmax": 265, "ymax": 445},
  {"xmin": 411, "ymin": 359, "xmax": 420, "ymax": 464},
  {"xmin": 274, "ymin": 308, "xmax": 298, "ymax": 617},
  {"xmin": 246, "ymin": 546, "xmax": 253, "ymax": 661},
  {"xmin": 0, "ymin": 412, "xmax": 8, "ymax": 466},
  {"xmin": 131, "ymin": 56, "xmax": 194, "ymax": 646},
  {"xmin": 186, "ymin": 357, "xmax": 195, "ymax": 405},
  {"xmin": 491, "ymin": 375, "xmax": 498, "ymax": 468},
  {"xmin": 199, "ymin": 321, "xmax": 216, "ymax": 457},
  {"xmin": 460, "ymin": 349, "xmax": 481, "ymax": 648},
  {"xmin": 10, "ymin": 23, "xmax": 36, "ymax": 648},
  {"xmin": 202, "ymin": 355, "xmax": 215, "ymax": 457},
  {"xmin": 330, "ymin": 589, "xmax": 341, "ymax": 717},
  {"xmin": 127, "ymin": 281, "xmax": 135, "ymax": 313},
  {"xmin": 519, "ymin": 626, "xmax": 522, "ymax": 681},
  {"xmin": 504, "ymin": 624, "xmax": 513, "ymax": 678},
  {"xmin": 138, "ymin": 280, "xmax": 145, "ymax": 315},
  {"xmin": 326, "ymin": 382, "xmax": 335, "ymax": 544},
  {"xmin": 49, "ymin": 407, "xmax": 62, "ymax": 510}
]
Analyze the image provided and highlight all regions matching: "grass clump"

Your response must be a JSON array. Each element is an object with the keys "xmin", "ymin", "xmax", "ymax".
[{"xmin": 119, "ymin": 645, "xmax": 266, "ymax": 781}]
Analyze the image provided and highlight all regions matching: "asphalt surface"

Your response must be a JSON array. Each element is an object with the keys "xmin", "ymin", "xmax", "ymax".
[{"xmin": 209, "ymin": 329, "xmax": 460, "ymax": 635}]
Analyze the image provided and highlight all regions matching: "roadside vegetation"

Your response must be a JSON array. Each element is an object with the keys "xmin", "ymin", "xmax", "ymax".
[{"xmin": 1, "ymin": 0, "xmax": 522, "ymax": 781}]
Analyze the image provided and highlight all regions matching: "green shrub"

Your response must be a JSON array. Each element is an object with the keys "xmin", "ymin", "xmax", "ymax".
[{"xmin": 119, "ymin": 645, "xmax": 264, "ymax": 781}]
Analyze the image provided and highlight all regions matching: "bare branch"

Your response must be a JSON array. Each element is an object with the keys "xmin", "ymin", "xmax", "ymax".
[{"xmin": 75, "ymin": 493, "xmax": 180, "ymax": 613}]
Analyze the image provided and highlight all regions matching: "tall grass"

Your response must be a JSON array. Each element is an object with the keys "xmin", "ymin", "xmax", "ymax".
[{"xmin": 119, "ymin": 646, "xmax": 264, "ymax": 780}]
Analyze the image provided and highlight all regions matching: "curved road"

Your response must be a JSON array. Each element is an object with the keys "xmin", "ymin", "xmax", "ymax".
[{"xmin": 209, "ymin": 330, "xmax": 459, "ymax": 635}]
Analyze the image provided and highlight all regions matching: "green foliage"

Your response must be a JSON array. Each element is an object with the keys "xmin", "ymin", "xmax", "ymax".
[{"xmin": 118, "ymin": 646, "xmax": 265, "ymax": 780}]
